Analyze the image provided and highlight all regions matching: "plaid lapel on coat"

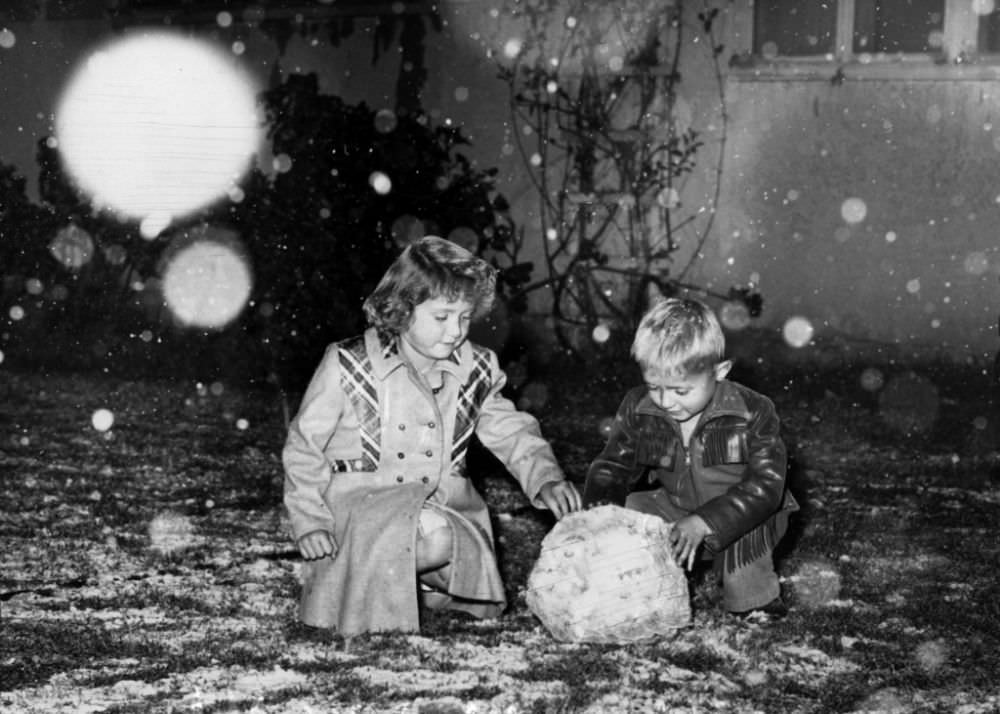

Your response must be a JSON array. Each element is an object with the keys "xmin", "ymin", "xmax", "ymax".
[
  {"xmin": 335, "ymin": 335, "xmax": 384, "ymax": 472},
  {"xmin": 451, "ymin": 345, "xmax": 493, "ymax": 468}
]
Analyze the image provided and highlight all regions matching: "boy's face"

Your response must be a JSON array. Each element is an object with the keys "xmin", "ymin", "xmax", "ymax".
[
  {"xmin": 642, "ymin": 361, "xmax": 731, "ymax": 423},
  {"xmin": 400, "ymin": 295, "xmax": 474, "ymax": 366}
]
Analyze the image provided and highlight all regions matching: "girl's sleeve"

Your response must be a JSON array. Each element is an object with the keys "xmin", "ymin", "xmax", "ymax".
[
  {"xmin": 582, "ymin": 391, "xmax": 643, "ymax": 507},
  {"xmin": 473, "ymin": 350, "xmax": 567, "ymax": 508},
  {"xmin": 283, "ymin": 344, "xmax": 344, "ymax": 540}
]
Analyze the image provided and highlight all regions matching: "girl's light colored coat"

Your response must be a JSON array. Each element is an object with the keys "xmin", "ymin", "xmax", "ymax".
[{"xmin": 283, "ymin": 328, "xmax": 565, "ymax": 634}]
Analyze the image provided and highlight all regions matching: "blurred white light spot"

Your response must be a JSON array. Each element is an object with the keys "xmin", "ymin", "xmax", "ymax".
[
  {"xmin": 786, "ymin": 189, "xmax": 799, "ymax": 202},
  {"xmin": 236, "ymin": 418, "xmax": 249, "ymax": 430},
  {"xmin": 447, "ymin": 226, "xmax": 479, "ymax": 252},
  {"xmin": 720, "ymin": 301, "xmax": 751, "ymax": 331},
  {"xmin": 565, "ymin": 16, "xmax": 577, "ymax": 29},
  {"xmin": 139, "ymin": 329, "xmax": 153, "ymax": 342},
  {"xmin": 503, "ymin": 37, "xmax": 522, "ymax": 58},
  {"xmin": 906, "ymin": 279, "xmax": 921, "ymax": 294},
  {"xmin": 592, "ymin": 323, "xmax": 611, "ymax": 344},
  {"xmin": 657, "ymin": 187, "xmax": 680, "ymax": 209},
  {"xmin": 973, "ymin": 415, "xmax": 988, "ymax": 430},
  {"xmin": 782, "ymin": 316, "xmax": 814, "ymax": 348},
  {"xmin": 49, "ymin": 223, "xmax": 94, "ymax": 270},
  {"xmin": 0, "ymin": 349, "xmax": 4, "ymax": 364},
  {"xmin": 915, "ymin": 639, "xmax": 949, "ymax": 674},
  {"xmin": 545, "ymin": 80, "xmax": 558, "ymax": 94},
  {"xmin": 55, "ymin": 32, "xmax": 261, "ymax": 221},
  {"xmin": 228, "ymin": 185, "xmax": 245, "ymax": 203},
  {"xmin": 789, "ymin": 559, "xmax": 841, "ymax": 607},
  {"xmin": 598, "ymin": 416, "xmax": 614, "ymax": 437},
  {"xmin": 963, "ymin": 251, "xmax": 989, "ymax": 275},
  {"xmin": 273, "ymin": 153, "xmax": 293, "ymax": 173},
  {"xmin": 149, "ymin": 511, "xmax": 197, "ymax": 554},
  {"xmin": 217, "ymin": 11, "xmax": 233, "ymax": 27},
  {"xmin": 25, "ymin": 278, "xmax": 44, "ymax": 296},
  {"xmin": 370, "ymin": 171, "xmax": 392, "ymax": 195},
  {"xmin": 761, "ymin": 41, "xmax": 779, "ymax": 59},
  {"xmin": 927, "ymin": 30, "xmax": 944, "ymax": 49},
  {"xmin": 140, "ymin": 211, "xmax": 172, "ymax": 240},
  {"xmin": 840, "ymin": 197, "xmax": 867, "ymax": 224},
  {"xmin": 92, "ymin": 408, "xmax": 115, "ymax": 432},
  {"xmin": 926, "ymin": 104, "xmax": 943, "ymax": 124},
  {"xmin": 608, "ymin": 55, "xmax": 624, "ymax": 72},
  {"xmin": 529, "ymin": 153, "xmax": 543, "ymax": 167},
  {"xmin": 391, "ymin": 214, "xmax": 425, "ymax": 249},
  {"xmin": 0, "ymin": 28, "xmax": 15, "ymax": 49},
  {"xmin": 860, "ymin": 367, "xmax": 885, "ymax": 392},
  {"xmin": 231, "ymin": 40, "xmax": 246, "ymax": 55},
  {"xmin": 104, "ymin": 243, "xmax": 127, "ymax": 266},
  {"xmin": 885, "ymin": 231, "xmax": 897, "ymax": 243},
  {"xmin": 974, "ymin": 0, "xmax": 997, "ymax": 15},
  {"xmin": 9, "ymin": 306, "xmax": 25, "ymax": 321},
  {"xmin": 545, "ymin": 227, "xmax": 558, "ymax": 241},
  {"xmin": 374, "ymin": 108, "xmax": 398, "ymax": 134},
  {"xmin": 161, "ymin": 227, "xmax": 252, "ymax": 329},
  {"xmin": 454, "ymin": 86, "xmax": 469, "ymax": 102}
]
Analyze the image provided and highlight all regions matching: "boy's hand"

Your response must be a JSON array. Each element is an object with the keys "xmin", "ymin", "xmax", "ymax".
[
  {"xmin": 670, "ymin": 515, "xmax": 712, "ymax": 571},
  {"xmin": 297, "ymin": 530, "xmax": 338, "ymax": 561},
  {"xmin": 539, "ymin": 480, "xmax": 582, "ymax": 520}
]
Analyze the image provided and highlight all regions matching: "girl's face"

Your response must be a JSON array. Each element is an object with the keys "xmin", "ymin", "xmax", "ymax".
[{"xmin": 400, "ymin": 295, "xmax": 474, "ymax": 368}]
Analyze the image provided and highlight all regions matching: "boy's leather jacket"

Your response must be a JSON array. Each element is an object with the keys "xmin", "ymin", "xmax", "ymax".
[{"xmin": 583, "ymin": 380, "xmax": 797, "ymax": 571}]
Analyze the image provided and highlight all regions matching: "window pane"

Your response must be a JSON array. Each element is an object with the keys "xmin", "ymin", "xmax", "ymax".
[
  {"xmin": 853, "ymin": 0, "xmax": 945, "ymax": 54},
  {"xmin": 978, "ymin": 10, "xmax": 1000, "ymax": 53},
  {"xmin": 754, "ymin": 1, "xmax": 838, "ymax": 58}
]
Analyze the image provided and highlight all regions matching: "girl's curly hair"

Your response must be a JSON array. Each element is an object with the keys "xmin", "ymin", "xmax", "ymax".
[{"xmin": 362, "ymin": 235, "xmax": 497, "ymax": 336}]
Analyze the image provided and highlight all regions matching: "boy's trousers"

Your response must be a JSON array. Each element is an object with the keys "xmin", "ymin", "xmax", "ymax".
[{"xmin": 625, "ymin": 488, "xmax": 780, "ymax": 613}]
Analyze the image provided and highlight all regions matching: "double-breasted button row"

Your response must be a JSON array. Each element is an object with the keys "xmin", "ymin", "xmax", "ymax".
[{"xmin": 395, "ymin": 475, "xmax": 431, "ymax": 484}]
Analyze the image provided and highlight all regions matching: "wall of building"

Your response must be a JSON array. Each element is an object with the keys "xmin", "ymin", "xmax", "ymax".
[{"xmin": 1, "ymin": 2, "xmax": 997, "ymax": 361}]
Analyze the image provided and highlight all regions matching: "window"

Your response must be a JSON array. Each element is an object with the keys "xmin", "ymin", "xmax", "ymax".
[{"xmin": 747, "ymin": 0, "xmax": 1000, "ymax": 63}]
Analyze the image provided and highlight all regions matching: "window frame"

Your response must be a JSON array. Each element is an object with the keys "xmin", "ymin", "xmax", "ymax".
[{"xmin": 726, "ymin": 0, "xmax": 1000, "ymax": 80}]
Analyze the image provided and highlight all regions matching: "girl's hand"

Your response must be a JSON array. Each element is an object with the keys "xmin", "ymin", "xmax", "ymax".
[
  {"xmin": 670, "ymin": 515, "xmax": 712, "ymax": 571},
  {"xmin": 539, "ymin": 480, "xmax": 583, "ymax": 520},
  {"xmin": 298, "ymin": 530, "xmax": 338, "ymax": 561}
]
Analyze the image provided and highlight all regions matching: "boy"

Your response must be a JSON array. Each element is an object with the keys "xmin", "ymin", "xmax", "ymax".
[{"xmin": 583, "ymin": 297, "xmax": 797, "ymax": 617}]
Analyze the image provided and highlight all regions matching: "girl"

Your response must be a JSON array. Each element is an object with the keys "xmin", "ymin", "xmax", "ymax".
[{"xmin": 283, "ymin": 235, "xmax": 581, "ymax": 635}]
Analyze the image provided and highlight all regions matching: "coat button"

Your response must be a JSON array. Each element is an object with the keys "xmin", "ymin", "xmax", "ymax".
[
  {"xmin": 398, "ymin": 452, "xmax": 405, "ymax": 459},
  {"xmin": 396, "ymin": 475, "xmax": 404, "ymax": 483},
  {"xmin": 428, "ymin": 421, "xmax": 435, "ymax": 429},
  {"xmin": 398, "ymin": 424, "xmax": 406, "ymax": 431},
  {"xmin": 425, "ymin": 450, "xmax": 433, "ymax": 457},
  {"xmin": 421, "ymin": 476, "xmax": 429, "ymax": 484}
]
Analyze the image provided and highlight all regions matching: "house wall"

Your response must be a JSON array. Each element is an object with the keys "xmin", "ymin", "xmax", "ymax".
[{"xmin": 1, "ymin": 2, "xmax": 997, "ymax": 361}]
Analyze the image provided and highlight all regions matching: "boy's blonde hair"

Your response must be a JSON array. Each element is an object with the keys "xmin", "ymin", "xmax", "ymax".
[
  {"xmin": 631, "ymin": 297, "xmax": 725, "ymax": 375},
  {"xmin": 363, "ymin": 235, "xmax": 496, "ymax": 336}
]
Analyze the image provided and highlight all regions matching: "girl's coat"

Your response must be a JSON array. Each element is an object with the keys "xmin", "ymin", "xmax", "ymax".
[{"xmin": 284, "ymin": 328, "xmax": 565, "ymax": 634}]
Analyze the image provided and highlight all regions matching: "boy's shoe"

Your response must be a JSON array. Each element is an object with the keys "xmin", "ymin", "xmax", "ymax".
[{"xmin": 731, "ymin": 597, "xmax": 788, "ymax": 621}]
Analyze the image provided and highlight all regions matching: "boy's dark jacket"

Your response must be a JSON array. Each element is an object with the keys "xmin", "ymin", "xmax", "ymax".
[{"xmin": 583, "ymin": 379, "xmax": 798, "ymax": 572}]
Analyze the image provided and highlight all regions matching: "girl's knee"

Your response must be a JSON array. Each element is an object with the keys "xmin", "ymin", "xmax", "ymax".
[{"xmin": 416, "ymin": 510, "xmax": 452, "ymax": 572}]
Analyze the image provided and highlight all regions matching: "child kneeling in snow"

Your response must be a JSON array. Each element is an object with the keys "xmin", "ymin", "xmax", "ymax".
[
  {"xmin": 583, "ymin": 297, "xmax": 797, "ymax": 618},
  {"xmin": 283, "ymin": 236, "xmax": 581, "ymax": 635}
]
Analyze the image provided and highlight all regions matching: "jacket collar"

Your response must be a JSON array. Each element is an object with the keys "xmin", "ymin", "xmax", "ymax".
[
  {"xmin": 364, "ymin": 327, "xmax": 471, "ymax": 381},
  {"xmin": 635, "ymin": 379, "xmax": 752, "ymax": 423}
]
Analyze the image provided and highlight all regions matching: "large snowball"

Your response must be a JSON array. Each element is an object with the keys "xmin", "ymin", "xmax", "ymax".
[{"xmin": 526, "ymin": 505, "xmax": 691, "ymax": 643}]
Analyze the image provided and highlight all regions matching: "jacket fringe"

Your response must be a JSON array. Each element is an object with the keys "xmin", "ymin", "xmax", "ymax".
[{"xmin": 722, "ymin": 494, "xmax": 796, "ymax": 574}]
